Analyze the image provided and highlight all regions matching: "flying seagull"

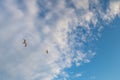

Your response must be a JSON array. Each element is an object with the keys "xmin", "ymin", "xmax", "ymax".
[
  {"xmin": 46, "ymin": 50, "xmax": 48, "ymax": 54},
  {"xmin": 23, "ymin": 39, "xmax": 27, "ymax": 47}
]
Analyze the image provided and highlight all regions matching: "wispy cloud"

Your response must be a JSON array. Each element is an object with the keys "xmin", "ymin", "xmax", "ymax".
[
  {"xmin": 0, "ymin": 0, "xmax": 120, "ymax": 80},
  {"xmin": 102, "ymin": 0, "xmax": 120, "ymax": 22},
  {"xmin": 75, "ymin": 73, "xmax": 82, "ymax": 78}
]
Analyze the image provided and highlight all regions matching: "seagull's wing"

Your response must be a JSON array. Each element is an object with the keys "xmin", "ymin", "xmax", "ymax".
[
  {"xmin": 46, "ymin": 50, "xmax": 48, "ymax": 54},
  {"xmin": 23, "ymin": 39, "xmax": 27, "ymax": 47},
  {"xmin": 24, "ymin": 41, "xmax": 27, "ymax": 47}
]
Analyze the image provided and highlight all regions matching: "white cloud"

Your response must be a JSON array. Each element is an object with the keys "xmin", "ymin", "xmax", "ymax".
[
  {"xmin": 72, "ymin": 0, "xmax": 89, "ymax": 9},
  {"xmin": 73, "ymin": 51, "xmax": 86, "ymax": 66},
  {"xmin": 103, "ymin": 0, "xmax": 120, "ymax": 22},
  {"xmin": 0, "ymin": 0, "xmax": 120, "ymax": 80},
  {"xmin": 75, "ymin": 73, "xmax": 82, "ymax": 78}
]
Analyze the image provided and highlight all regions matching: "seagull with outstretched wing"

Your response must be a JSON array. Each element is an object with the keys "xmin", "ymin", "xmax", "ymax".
[{"xmin": 23, "ymin": 39, "xmax": 27, "ymax": 47}]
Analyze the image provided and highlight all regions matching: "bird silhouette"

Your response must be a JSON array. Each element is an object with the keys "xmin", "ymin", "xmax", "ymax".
[
  {"xmin": 23, "ymin": 39, "xmax": 27, "ymax": 47},
  {"xmin": 46, "ymin": 50, "xmax": 48, "ymax": 54}
]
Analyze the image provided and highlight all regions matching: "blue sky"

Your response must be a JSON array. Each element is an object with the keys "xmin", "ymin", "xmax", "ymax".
[
  {"xmin": 0, "ymin": 0, "xmax": 120, "ymax": 80},
  {"xmin": 93, "ymin": 18, "xmax": 120, "ymax": 80}
]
